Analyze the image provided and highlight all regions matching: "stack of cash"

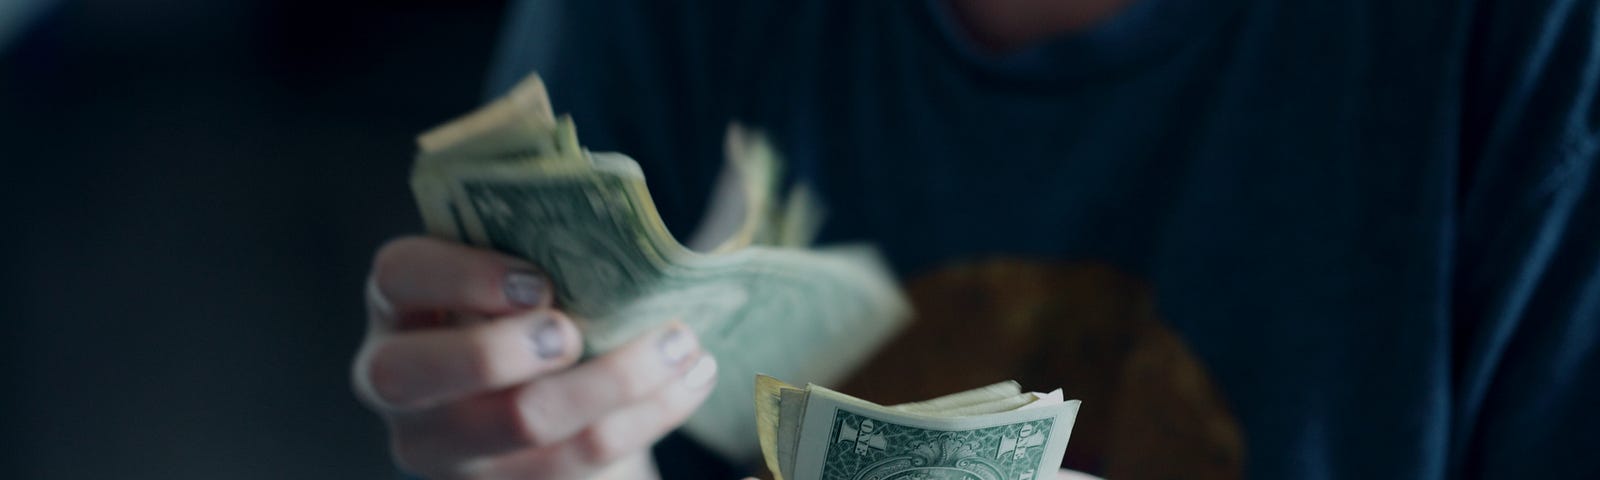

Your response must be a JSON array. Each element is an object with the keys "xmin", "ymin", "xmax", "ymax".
[
  {"xmin": 757, "ymin": 375, "xmax": 1081, "ymax": 480},
  {"xmin": 408, "ymin": 73, "xmax": 910, "ymax": 459}
]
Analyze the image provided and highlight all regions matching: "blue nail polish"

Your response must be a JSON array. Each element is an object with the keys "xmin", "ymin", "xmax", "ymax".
[
  {"xmin": 504, "ymin": 271, "xmax": 546, "ymax": 308},
  {"xmin": 530, "ymin": 316, "xmax": 565, "ymax": 359}
]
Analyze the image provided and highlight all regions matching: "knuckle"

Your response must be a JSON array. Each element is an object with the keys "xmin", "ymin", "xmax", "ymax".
[
  {"xmin": 591, "ymin": 354, "xmax": 648, "ymax": 399},
  {"xmin": 455, "ymin": 276, "xmax": 497, "ymax": 309},
  {"xmin": 361, "ymin": 343, "xmax": 417, "ymax": 409},
  {"xmin": 370, "ymin": 237, "xmax": 431, "ymax": 298},
  {"xmin": 503, "ymin": 388, "xmax": 555, "ymax": 447},
  {"xmin": 438, "ymin": 255, "xmax": 504, "ymax": 310},
  {"xmin": 372, "ymin": 236, "xmax": 429, "ymax": 272},
  {"xmin": 460, "ymin": 330, "xmax": 509, "ymax": 387},
  {"xmin": 573, "ymin": 421, "xmax": 631, "ymax": 466}
]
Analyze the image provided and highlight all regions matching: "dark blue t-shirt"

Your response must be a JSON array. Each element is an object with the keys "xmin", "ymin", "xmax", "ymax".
[{"xmin": 488, "ymin": 0, "xmax": 1600, "ymax": 478}]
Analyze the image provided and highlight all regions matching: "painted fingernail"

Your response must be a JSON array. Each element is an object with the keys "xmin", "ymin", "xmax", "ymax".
[
  {"xmin": 530, "ymin": 315, "xmax": 565, "ymax": 359},
  {"xmin": 504, "ymin": 271, "xmax": 546, "ymax": 308},
  {"xmin": 656, "ymin": 325, "xmax": 696, "ymax": 366},
  {"xmin": 683, "ymin": 355, "xmax": 717, "ymax": 389}
]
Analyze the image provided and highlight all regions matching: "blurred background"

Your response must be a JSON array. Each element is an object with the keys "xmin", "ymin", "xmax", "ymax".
[{"xmin": 2, "ymin": 0, "xmax": 510, "ymax": 477}]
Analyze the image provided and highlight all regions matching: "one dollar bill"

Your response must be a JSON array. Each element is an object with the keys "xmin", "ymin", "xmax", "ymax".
[
  {"xmin": 408, "ymin": 73, "xmax": 911, "ymax": 460},
  {"xmin": 757, "ymin": 375, "xmax": 1081, "ymax": 480}
]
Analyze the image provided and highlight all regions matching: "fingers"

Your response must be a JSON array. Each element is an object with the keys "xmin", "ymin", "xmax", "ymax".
[
  {"xmin": 355, "ymin": 310, "xmax": 582, "ymax": 411},
  {"xmin": 362, "ymin": 237, "xmax": 720, "ymax": 478},
  {"xmin": 471, "ymin": 355, "xmax": 718, "ymax": 479},
  {"xmin": 512, "ymin": 321, "xmax": 704, "ymax": 445},
  {"xmin": 370, "ymin": 236, "xmax": 551, "ymax": 329},
  {"xmin": 387, "ymin": 322, "xmax": 713, "ymax": 475}
]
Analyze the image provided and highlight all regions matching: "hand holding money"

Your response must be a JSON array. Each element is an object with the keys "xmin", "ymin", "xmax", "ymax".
[
  {"xmin": 354, "ymin": 237, "xmax": 719, "ymax": 479},
  {"xmin": 375, "ymin": 70, "xmax": 910, "ymax": 476},
  {"xmin": 756, "ymin": 375, "xmax": 1082, "ymax": 480}
]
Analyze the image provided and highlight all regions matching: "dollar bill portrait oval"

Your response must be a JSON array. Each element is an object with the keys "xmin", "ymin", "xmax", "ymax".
[
  {"xmin": 825, "ymin": 411, "xmax": 1048, "ymax": 480},
  {"xmin": 849, "ymin": 439, "xmax": 1009, "ymax": 480},
  {"xmin": 866, "ymin": 467, "xmax": 1002, "ymax": 480}
]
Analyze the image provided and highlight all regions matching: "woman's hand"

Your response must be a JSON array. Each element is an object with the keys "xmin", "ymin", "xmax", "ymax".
[{"xmin": 353, "ymin": 236, "xmax": 718, "ymax": 479}]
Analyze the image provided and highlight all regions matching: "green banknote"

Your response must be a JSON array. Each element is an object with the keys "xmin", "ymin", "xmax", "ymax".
[
  {"xmin": 410, "ymin": 73, "xmax": 910, "ymax": 460},
  {"xmin": 757, "ymin": 376, "xmax": 1081, "ymax": 480},
  {"xmin": 818, "ymin": 410, "xmax": 1059, "ymax": 480}
]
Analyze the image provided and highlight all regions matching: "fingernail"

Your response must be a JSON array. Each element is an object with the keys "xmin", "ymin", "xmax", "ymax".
[
  {"xmin": 529, "ymin": 315, "xmax": 565, "ymax": 359},
  {"xmin": 504, "ymin": 271, "xmax": 546, "ymax": 308},
  {"xmin": 656, "ymin": 325, "xmax": 696, "ymax": 366},
  {"xmin": 683, "ymin": 355, "xmax": 717, "ymax": 389}
]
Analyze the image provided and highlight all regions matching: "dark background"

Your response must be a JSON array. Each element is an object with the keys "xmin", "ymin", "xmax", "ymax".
[{"xmin": 3, "ymin": 1, "xmax": 509, "ymax": 477}]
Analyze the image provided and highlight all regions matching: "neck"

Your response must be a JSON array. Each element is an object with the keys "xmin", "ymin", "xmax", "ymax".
[{"xmin": 945, "ymin": 0, "xmax": 1137, "ymax": 54}]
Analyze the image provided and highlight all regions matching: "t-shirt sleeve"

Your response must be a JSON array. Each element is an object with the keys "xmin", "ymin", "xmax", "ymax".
[{"xmin": 1453, "ymin": 0, "xmax": 1600, "ymax": 477}]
